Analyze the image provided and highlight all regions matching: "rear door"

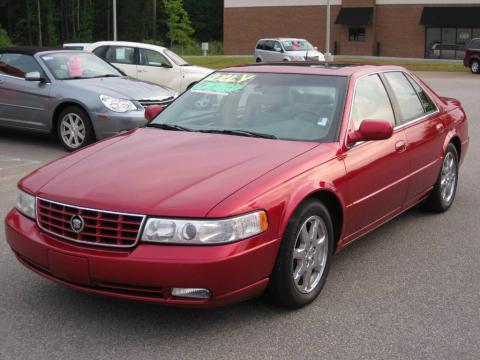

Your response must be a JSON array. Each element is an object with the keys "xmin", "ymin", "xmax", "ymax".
[
  {"xmin": 104, "ymin": 45, "xmax": 138, "ymax": 78},
  {"xmin": 383, "ymin": 71, "xmax": 445, "ymax": 206},
  {"xmin": 262, "ymin": 40, "xmax": 275, "ymax": 61},
  {"xmin": 0, "ymin": 53, "xmax": 52, "ymax": 131},
  {"xmin": 343, "ymin": 73, "xmax": 410, "ymax": 241}
]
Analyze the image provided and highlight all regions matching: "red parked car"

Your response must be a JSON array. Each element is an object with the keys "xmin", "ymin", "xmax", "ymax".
[
  {"xmin": 5, "ymin": 63, "xmax": 469, "ymax": 308},
  {"xmin": 464, "ymin": 38, "xmax": 480, "ymax": 74}
]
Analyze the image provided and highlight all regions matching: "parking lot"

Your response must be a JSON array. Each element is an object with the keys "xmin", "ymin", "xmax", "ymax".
[{"xmin": 0, "ymin": 71, "xmax": 479, "ymax": 359}]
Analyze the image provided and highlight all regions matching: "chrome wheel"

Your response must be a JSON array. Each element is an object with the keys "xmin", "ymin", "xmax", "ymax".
[
  {"xmin": 440, "ymin": 152, "xmax": 457, "ymax": 204},
  {"xmin": 60, "ymin": 113, "xmax": 86, "ymax": 149},
  {"xmin": 292, "ymin": 215, "xmax": 328, "ymax": 294},
  {"xmin": 472, "ymin": 61, "xmax": 479, "ymax": 73}
]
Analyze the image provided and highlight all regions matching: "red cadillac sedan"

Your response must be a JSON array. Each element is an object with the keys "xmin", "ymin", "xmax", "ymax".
[{"xmin": 5, "ymin": 63, "xmax": 469, "ymax": 308}]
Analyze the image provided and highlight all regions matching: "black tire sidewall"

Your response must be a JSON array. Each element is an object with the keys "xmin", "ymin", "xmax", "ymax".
[
  {"xmin": 57, "ymin": 106, "xmax": 94, "ymax": 151},
  {"xmin": 269, "ymin": 199, "xmax": 334, "ymax": 308}
]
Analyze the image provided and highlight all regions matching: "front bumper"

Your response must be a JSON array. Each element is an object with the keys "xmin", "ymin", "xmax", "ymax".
[
  {"xmin": 92, "ymin": 110, "xmax": 148, "ymax": 140},
  {"xmin": 5, "ymin": 209, "xmax": 279, "ymax": 307}
]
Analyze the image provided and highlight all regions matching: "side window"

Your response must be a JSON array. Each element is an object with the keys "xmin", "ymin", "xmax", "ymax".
[
  {"xmin": 140, "ymin": 49, "xmax": 170, "ymax": 67},
  {"xmin": 384, "ymin": 72, "xmax": 425, "ymax": 123},
  {"xmin": 404, "ymin": 73, "xmax": 437, "ymax": 114},
  {"xmin": 256, "ymin": 41, "xmax": 264, "ymax": 50},
  {"xmin": 92, "ymin": 46, "xmax": 108, "ymax": 59},
  {"xmin": 273, "ymin": 41, "xmax": 282, "ymax": 52},
  {"xmin": 264, "ymin": 40, "xmax": 274, "ymax": 52},
  {"xmin": 0, "ymin": 53, "xmax": 43, "ymax": 78},
  {"xmin": 351, "ymin": 74, "xmax": 395, "ymax": 130},
  {"xmin": 105, "ymin": 46, "xmax": 135, "ymax": 64}
]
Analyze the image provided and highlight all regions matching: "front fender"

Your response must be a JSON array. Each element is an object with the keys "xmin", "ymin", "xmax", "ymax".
[{"xmin": 278, "ymin": 178, "xmax": 347, "ymax": 245}]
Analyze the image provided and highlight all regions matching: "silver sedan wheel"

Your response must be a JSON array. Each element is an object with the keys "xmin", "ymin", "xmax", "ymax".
[
  {"xmin": 440, "ymin": 152, "xmax": 457, "ymax": 204},
  {"xmin": 292, "ymin": 215, "xmax": 328, "ymax": 294},
  {"xmin": 60, "ymin": 113, "xmax": 86, "ymax": 149}
]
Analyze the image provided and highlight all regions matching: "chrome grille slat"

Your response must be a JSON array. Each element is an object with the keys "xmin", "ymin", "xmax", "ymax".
[
  {"xmin": 138, "ymin": 98, "xmax": 174, "ymax": 108},
  {"xmin": 36, "ymin": 198, "xmax": 145, "ymax": 248}
]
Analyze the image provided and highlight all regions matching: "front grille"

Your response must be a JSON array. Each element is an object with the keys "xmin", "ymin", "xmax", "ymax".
[
  {"xmin": 37, "ymin": 198, "xmax": 145, "ymax": 248},
  {"xmin": 138, "ymin": 98, "xmax": 174, "ymax": 108}
]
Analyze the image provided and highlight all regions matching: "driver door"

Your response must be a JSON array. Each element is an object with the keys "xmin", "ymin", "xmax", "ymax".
[
  {"xmin": 342, "ymin": 73, "xmax": 410, "ymax": 243},
  {"xmin": 137, "ymin": 48, "xmax": 182, "ymax": 91},
  {"xmin": 0, "ymin": 53, "xmax": 51, "ymax": 131}
]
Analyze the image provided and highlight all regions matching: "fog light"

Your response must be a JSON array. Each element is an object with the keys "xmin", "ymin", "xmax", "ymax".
[{"xmin": 171, "ymin": 288, "xmax": 211, "ymax": 299}]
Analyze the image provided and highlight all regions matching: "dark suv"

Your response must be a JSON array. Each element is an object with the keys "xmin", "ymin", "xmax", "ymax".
[{"xmin": 464, "ymin": 38, "xmax": 480, "ymax": 74}]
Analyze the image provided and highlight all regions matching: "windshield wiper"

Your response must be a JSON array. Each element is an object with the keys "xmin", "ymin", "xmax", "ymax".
[
  {"xmin": 199, "ymin": 129, "xmax": 278, "ymax": 139},
  {"xmin": 146, "ymin": 123, "xmax": 193, "ymax": 132}
]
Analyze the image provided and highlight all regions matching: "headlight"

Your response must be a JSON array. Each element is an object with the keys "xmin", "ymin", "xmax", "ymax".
[
  {"xmin": 16, "ymin": 189, "xmax": 36, "ymax": 220},
  {"xmin": 141, "ymin": 211, "xmax": 268, "ymax": 245},
  {"xmin": 100, "ymin": 94, "xmax": 137, "ymax": 113}
]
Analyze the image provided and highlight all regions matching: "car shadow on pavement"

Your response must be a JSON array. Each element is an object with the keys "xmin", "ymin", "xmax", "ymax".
[{"xmin": 0, "ymin": 127, "xmax": 62, "ymax": 151}]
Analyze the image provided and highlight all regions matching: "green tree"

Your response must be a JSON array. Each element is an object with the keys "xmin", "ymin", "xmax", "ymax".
[
  {"xmin": 163, "ymin": 0, "xmax": 194, "ymax": 48},
  {"xmin": 0, "ymin": 23, "xmax": 11, "ymax": 46}
]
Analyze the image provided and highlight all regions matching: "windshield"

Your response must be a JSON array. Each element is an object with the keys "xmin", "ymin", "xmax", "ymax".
[
  {"xmin": 164, "ymin": 49, "xmax": 190, "ymax": 66},
  {"xmin": 40, "ymin": 52, "xmax": 122, "ymax": 80},
  {"xmin": 282, "ymin": 40, "xmax": 315, "ymax": 52},
  {"xmin": 150, "ymin": 72, "xmax": 347, "ymax": 142}
]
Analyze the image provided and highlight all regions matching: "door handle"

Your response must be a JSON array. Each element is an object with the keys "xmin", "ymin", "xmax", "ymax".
[
  {"xmin": 395, "ymin": 141, "xmax": 407, "ymax": 153},
  {"xmin": 436, "ymin": 123, "xmax": 445, "ymax": 133}
]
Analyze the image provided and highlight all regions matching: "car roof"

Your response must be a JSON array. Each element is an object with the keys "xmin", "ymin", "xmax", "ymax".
[
  {"xmin": 222, "ymin": 62, "xmax": 407, "ymax": 77},
  {"xmin": 87, "ymin": 41, "xmax": 167, "ymax": 52},
  {"xmin": 258, "ymin": 38, "xmax": 307, "ymax": 42},
  {"xmin": 0, "ymin": 47, "xmax": 63, "ymax": 56}
]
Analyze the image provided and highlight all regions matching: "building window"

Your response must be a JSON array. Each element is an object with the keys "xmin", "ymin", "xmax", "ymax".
[
  {"xmin": 425, "ymin": 27, "xmax": 480, "ymax": 59},
  {"xmin": 349, "ymin": 28, "xmax": 365, "ymax": 42}
]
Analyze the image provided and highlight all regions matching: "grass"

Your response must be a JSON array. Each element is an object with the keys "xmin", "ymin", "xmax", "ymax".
[{"xmin": 184, "ymin": 55, "xmax": 468, "ymax": 72}]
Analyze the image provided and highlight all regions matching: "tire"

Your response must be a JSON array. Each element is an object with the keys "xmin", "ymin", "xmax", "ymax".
[
  {"xmin": 57, "ymin": 106, "xmax": 95, "ymax": 152},
  {"xmin": 470, "ymin": 59, "xmax": 480, "ymax": 74},
  {"xmin": 424, "ymin": 143, "xmax": 459, "ymax": 213},
  {"xmin": 267, "ymin": 199, "xmax": 334, "ymax": 308},
  {"xmin": 256, "ymin": 58, "xmax": 262, "ymax": 63}
]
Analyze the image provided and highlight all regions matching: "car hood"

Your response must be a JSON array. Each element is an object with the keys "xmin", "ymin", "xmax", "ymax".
[
  {"xmin": 182, "ymin": 65, "xmax": 213, "ymax": 76},
  {"xmin": 31, "ymin": 128, "xmax": 319, "ymax": 217},
  {"xmin": 62, "ymin": 77, "xmax": 175, "ymax": 101}
]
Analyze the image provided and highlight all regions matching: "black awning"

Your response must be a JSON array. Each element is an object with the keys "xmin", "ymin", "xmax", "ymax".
[
  {"xmin": 420, "ymin": 7, "xmax": 480, "ymax": 27},
  {"xmin": 335, "ymin": 7, "xmax": 373, "ymax": 26}
]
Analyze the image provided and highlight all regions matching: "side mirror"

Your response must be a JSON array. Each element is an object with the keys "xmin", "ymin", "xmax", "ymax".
[
  {"xmin": 314, "ymin": 46, "xmax": 318, "ymax": 51},
  {"xmin": 25, "ymin": 71, "xmax": 44, "ymax": 82},
  {"xmin": 162, "ymin": 62, "xmax": 173, "ymax": 68},
  {"xmin": 347, "ymin": 120, "xmax": 393, "ymax": 146},
  {"xmin": 144, "ymin": 105, "xmax": 164, "ymax": 121}
]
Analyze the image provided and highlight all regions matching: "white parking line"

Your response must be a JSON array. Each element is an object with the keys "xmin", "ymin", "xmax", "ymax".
[{"xmin": 0, "ymin": 156, "xmax": 41, "ymax": 171}]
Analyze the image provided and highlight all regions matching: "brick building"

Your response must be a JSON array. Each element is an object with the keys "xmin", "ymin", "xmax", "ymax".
[{"xmin": 224, "ymin": 0, "xmax": 480, "ymax": 59}]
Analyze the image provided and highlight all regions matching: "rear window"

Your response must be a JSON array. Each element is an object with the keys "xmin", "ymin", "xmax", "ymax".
[
  {"xmin": 469, "ymin": 39, "xmax": 480, "ymax": 49},
  {"xmin": 256, "ymin": 41, "xmax": 265, "ymax": 50}
]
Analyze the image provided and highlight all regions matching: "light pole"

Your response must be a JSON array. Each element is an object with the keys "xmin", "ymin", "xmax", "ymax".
[
  {"xmin": 325, "ymin": 0, "xmax": 333, "ymax": 61},
  {"xmin": 113, "ymin": 0, "xmax": 117, "ymax": 41}
]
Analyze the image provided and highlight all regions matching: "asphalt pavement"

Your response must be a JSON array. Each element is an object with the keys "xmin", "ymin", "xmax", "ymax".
[{"xmin": 0, "ymin": 71, "xmax": 479, "ymax": 360}]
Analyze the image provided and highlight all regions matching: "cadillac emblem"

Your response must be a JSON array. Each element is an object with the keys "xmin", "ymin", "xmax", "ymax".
[{"xmin": 70, "ymin": 215, "xmax": 85, "ymax": 234}]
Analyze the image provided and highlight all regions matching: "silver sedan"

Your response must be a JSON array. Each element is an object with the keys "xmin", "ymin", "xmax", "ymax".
[{"xmin": 0, "ymin": 48, "xmax": 176, "ymax": 151}]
